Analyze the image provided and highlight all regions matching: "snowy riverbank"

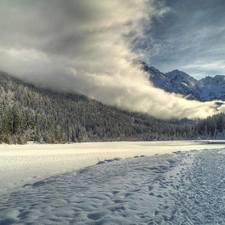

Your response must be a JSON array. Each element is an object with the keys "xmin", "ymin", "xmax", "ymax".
[{"xmin": 1, "ymin": 141, "xmax": 225, "ymax": 224}]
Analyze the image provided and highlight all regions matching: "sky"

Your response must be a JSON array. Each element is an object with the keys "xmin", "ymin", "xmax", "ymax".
[
  {"xmin": 0, "ymin": 0, "xmax": 224, "ymax": 119},
  {"xmin": 141, "ymin": 0, "xmax": 225, "ymax": 79}
]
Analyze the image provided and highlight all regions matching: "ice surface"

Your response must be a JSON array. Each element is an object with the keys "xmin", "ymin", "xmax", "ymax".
[{"xmin": 1, "ymin": 141, "xmax": 225, "ymax": 224}]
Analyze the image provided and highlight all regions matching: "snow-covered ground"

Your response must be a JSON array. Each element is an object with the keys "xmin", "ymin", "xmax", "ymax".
[{"xmin": 1, "ymin": 141, "xmax": 225, "ymax": 224}]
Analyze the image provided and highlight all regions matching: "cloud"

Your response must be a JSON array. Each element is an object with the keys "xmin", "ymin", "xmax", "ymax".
[
  {"xmin": 142, "ymin": 0, "xmax": 225, "ymax": 78},
  {"xmin": 0, "ymin": 0, "xmax": 222, "ymax": 119},
  {"xmin": 183, "ymin": 60, "xmax": 225, "ymax": 78}
]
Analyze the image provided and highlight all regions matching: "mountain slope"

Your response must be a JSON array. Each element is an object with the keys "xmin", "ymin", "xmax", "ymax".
[
  {"xmin": 197, "ymin": 75, "xmax": 225, "ymax": 101},
  {"xmin": 1, "ymin": 70, "xmax": 225, "ymax": 143},
  {"xmin": 164, "ymin": 70, "xmax": 199, "ymax": 100},
  {"xmin": 0, "ymin": 71, "xmax": 191, "ymax": 144}
]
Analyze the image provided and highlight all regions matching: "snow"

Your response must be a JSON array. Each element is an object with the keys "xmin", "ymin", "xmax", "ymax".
[
  {"xmin": 152, "ymin": 68, "xmax": 225, "ymax": 101},
  {"xmin": 1, "ymin": 141, "xmax": 225, "ymax": 224}
]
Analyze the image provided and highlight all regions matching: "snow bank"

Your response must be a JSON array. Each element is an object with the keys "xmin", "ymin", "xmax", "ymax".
[
  {"xmin": 1, "ymin": 146, "xmax": 225, "ymax": 224},
  {"xmin": 1, "ymin": 141, "xmax": 225, "ymax": 194}
]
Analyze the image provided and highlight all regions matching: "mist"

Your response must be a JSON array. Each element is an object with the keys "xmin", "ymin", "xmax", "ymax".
[{"xmin": 0, "ymin": 0, "xmax": 222, "ymax": 119}]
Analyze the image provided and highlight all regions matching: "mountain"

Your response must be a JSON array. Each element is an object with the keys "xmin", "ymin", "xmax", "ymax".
[
  {"xmin": 164, "ymin": 70, "xmax": 199, "ymax": 100},
  {"xmin": 141, "ymin": 62, "xmax": 225, "ymax": 101},
  {"xmin": 1, "ymin": 69, "xmax": 225, "ymax": 143},
  {"xmin": 165, "ymin": 71, "xmax": 225, "ymax": 101},
  {"xmin": 140, "ymin": 62, "xmax": 172, "ymax": 92},
  {"xmin": 197, "ymin": 75, "xmax": 225, "ymax": 101},
  {"xmin": 0, "ymin": 70, "xmax": 192, "ymax": 144}
]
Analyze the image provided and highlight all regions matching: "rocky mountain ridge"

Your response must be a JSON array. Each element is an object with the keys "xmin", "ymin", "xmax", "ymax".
[{"xmin": 141, "ymin": 62, "xmax": 225, "ymax": 101}]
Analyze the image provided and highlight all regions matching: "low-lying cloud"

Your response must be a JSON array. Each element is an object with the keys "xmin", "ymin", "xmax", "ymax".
[{"xmin": 0, "ymin": 0, "xmax": 222, "ymax": 119}]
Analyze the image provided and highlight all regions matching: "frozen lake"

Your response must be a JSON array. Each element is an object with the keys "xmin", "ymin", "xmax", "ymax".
[
  {"xmin": 1, "ymin": 141, "xmax": 225, "ymax": 224},
  {"xmin": 1, "ymin": 141, "xmax": 225, "ymax": 194}
]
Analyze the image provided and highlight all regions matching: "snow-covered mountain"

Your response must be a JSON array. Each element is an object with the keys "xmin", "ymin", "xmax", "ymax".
[
  {"xmin": 197, "ymin": 75, "xmax": 225, "ymax": 101},
  {"xmin": 164, "ymin": 70, "xmax": 199, "ymax": 100},
  {"xmin": 141, "ymin": 62, "xmax": 225, "ymax": 101}
]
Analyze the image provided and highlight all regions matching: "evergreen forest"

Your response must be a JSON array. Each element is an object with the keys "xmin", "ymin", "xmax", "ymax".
[{"xmin": 1, "ymin": 71, "xmax": 225, "ymax": 144}]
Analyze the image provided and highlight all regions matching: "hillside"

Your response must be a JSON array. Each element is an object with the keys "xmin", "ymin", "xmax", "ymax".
[
  {"xmin": 1, "ymin": 70, "xmax": 225, "ymax": 144},
  {"xmin": 0, "ymin": 71, "xmax": 192, "ymax": 144}
]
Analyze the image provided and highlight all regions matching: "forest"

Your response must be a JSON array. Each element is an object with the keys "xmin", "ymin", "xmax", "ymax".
[{"xmin": 0, "ymin": 71, "xmax": 225, "ymax": 144}]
